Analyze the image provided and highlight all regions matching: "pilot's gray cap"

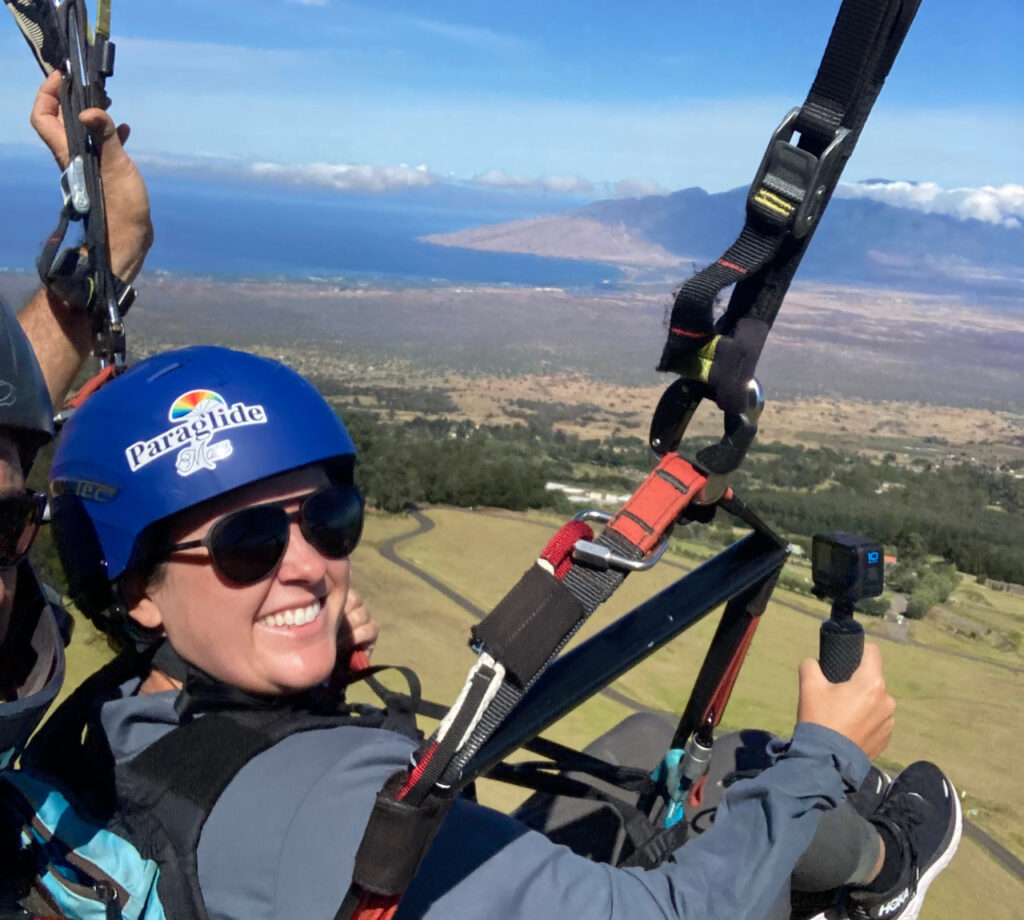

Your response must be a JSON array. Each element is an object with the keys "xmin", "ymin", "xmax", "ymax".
[{"xmin": 0, "ymin": 294, "xmax": 54, "ymax": 468}]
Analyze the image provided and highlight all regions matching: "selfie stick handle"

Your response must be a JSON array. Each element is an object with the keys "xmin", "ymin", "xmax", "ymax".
[{"xmin": 819, "ymin": 601, "xmax": 863, "ymax": 683}]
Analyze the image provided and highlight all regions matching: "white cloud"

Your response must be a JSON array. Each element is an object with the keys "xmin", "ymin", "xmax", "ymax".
[
  {"xmin": 248, "ymin": 160, "xmax": 439, "ymax": 192},
  {"xmin": 470, "ymin": 169, "xmax": 594, "ymax": 195},
  {"xmin": 838, "ymin": 180, "xmax": 1024, "ymax": 229},
  {"xmin": 612, "ymin": 177, "xmax": 668, "ymax": 199}
]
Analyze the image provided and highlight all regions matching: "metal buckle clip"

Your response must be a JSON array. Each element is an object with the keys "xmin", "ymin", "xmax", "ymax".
[
  {"xmin": 60, "ymin": 155, "xmax": 90, "ymax": 217},
  {"xmin": 571, "ymin": 510, "xmax": 670, "ymax": 572},
  {"xmin": 749, "ymin": 107, "xmax": 850, "ymax": 238}
]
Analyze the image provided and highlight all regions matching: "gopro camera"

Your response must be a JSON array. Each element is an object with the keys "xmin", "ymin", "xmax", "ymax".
[{"xmin": 811, "ymin": 531, "xmax": 884, "ymax": 607}]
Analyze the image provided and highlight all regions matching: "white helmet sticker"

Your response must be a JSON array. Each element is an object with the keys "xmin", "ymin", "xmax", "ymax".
[{"xmin": 125, "ymin": 389, "xmax": 267, "ymax": 476}]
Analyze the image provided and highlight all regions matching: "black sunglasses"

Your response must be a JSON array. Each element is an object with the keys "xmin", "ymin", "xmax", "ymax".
[
  {"xmin": 0, "ymin": 492, "xmax": 47, "ymax": 569},
  {"xmin": 164, "ymin": 484, "xmax": 364, "ymax": 586}
]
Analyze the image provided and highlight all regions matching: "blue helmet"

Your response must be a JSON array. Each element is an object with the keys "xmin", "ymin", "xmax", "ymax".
[{"xmin": 49, "ymin": 346, "xmax": 356, "ymax": 626}]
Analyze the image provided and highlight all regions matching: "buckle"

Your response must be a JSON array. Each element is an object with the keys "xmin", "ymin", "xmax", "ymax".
[
  {"xmin": 60, "ymin": 155, "xmax": 91, "ymax": 218},
  {"xmin": 748, "ymin": 108, "xmax": 850, "ymax": 238},
  {"xmin": 570, "ymin": 510, "xmax": 670, "ymax": 573}
]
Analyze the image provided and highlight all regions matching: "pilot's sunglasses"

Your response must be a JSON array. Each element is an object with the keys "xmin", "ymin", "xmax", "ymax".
[
  {"xmin": 0, "ymin": 492, "xmax": 47, "ymax": 569},
  {"xmin": 164, "ymin": 484, "xmax": 364, "ymax": 585}
]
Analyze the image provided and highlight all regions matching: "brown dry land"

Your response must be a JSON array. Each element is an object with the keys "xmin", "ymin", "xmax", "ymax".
[
  {"xmin": 423, "ymin": 215, "xmax": 684, "ymax": 267},
  {"xmin": 105, "ymin": 273, "xmax": 1023, "ymax": 466}
]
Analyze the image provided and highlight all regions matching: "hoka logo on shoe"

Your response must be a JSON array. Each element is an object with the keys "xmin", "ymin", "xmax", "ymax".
[{"xmin": 877, "ymin": 887, "xmax": 910, "ymax": 917}]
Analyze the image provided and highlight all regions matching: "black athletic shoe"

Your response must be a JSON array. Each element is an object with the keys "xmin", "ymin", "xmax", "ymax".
[
  {"xmin": 847, "ymin": 765, "xmax": 892, "ymax": 817},
  {"xmin": 846, "ymin": 761, "xmax": 962, "ymax": 920},
  {"xmin": 793, "ymin": 766, "xmax": 892, "ymax": 920}
]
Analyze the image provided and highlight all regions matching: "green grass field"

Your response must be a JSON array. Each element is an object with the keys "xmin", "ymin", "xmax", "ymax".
[
  {"xmin": 358, "ymin": 508, "xmax": 1024, "ymax": 919},
  {"xmin": 55, "ymin": 507, "xmax": 1024, "ymax": 918}
]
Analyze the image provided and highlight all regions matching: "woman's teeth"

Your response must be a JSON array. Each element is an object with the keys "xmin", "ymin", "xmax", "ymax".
[{"xmin": 259, "ymin": 600, "xmax": 321, "ymax": 628}]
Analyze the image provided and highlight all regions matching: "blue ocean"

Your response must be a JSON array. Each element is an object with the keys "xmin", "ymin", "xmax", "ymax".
[{"xmin": 0, "ymin": 154, "xmax": 620, "ymax": 289}]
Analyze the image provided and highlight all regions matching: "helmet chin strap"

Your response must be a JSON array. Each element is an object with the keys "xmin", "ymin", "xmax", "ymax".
[{"xmin": 151, "ymin": 640, "xmax": 316, "ymax": 722}]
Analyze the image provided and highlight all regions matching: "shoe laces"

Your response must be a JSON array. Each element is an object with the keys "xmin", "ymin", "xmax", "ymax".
[{"xmin": 877, "ymin": 791, "xmax": 928, "ymax": 865}]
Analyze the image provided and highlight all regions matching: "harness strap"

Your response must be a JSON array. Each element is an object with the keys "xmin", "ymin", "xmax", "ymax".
[
  {"xmin": 5, "ymin": 0, "xmax": 131, "ymax": 371},
  {"xmin": 340, "ymin": 454, "xmax": 706, "ymax": 920},
  {"xmin": 342, "ymin": 2, "xmax": 924, "ymax": 915},
  {"xmin": 659, "ymin": 0, "xmax": 922, "ymax": 417}
]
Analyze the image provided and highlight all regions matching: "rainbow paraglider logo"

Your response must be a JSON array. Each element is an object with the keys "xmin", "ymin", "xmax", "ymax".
[
  {"xmin": 125, "ymin": 388, "xmax": 268, "ymax": 477},
  {"xmin": 168, "ymin": 389, "xmax": 226, "ymax": 421}
]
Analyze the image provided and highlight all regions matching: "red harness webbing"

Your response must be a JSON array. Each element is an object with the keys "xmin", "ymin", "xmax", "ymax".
[{"xmin": 343, "ymin": 453, "xmax": 709, "ymax": 920}]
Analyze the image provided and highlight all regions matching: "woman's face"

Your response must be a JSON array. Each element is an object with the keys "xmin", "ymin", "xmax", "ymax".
[{"xmin": 130, "ymin": 465, "xmax": 350, "ymax": 695}]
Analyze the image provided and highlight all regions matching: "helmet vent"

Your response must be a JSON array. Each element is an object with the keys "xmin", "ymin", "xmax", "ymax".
[{"xmin": 145, "ymin": 362, "xmax": 183, "ymax": 383}]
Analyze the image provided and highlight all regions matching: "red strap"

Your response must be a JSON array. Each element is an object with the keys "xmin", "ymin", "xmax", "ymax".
[
  {"xmin": 705, "ymin": 617, "xmax": 761, "ymax": 725},
  {"xmin": 64, "ymin": 364, "xmax": 117, "ymax": 410},
  {"xmin": 397, "ymin": 742, "xmax": 438, "ymax": 801},
  {"xmin": 349, "ymin": 649, "xmax": 372, "ymax": 672},
  {"xmin": 608, "ymin": 454, "xmax": 706, "ymax": 554},
  {"xmin": 687, "ymin": 774, "xmax": 707, "ymax": 808},
  {"xmin": 540, "ymin": 520, "xmax": 594, "ymax": 580},
  {"xmin": 349, "ymin": 891, "xmax": 400, "ymax": 920}
]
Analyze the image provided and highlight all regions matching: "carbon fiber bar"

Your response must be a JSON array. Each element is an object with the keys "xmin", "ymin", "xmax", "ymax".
[{"xmin": 463, "ymin": 531, "xmax": 789, "ymax": 782}]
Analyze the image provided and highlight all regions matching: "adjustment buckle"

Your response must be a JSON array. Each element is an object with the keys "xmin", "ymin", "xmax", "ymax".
[
  {"xmin": 60, "ymin": 155, "xmax": 91, "ymax": 218},
  {"xmin": 749, "ymin": 107, "xmax": 850, "ymax": 238},
  {"xmin": 571, "ymin": 510, "xmax": 670, "ymax": 572}
]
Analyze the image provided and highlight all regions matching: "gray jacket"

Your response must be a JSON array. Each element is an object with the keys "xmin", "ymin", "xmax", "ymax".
[
  {"xmin": 0, "ymin": 563, "xmax": 65, "ymax": 769},
  {"xmin": 99, "ymin": 682, "xmax": 869, "ymax": 920}
]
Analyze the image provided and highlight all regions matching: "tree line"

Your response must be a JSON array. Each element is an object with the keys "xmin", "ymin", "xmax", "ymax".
[{"xmin": 26, "ymin": 401, "xmax": 1024, "ymax": 598}]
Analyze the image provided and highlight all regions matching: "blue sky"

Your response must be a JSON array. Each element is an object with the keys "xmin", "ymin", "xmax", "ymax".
[{"xmin": 1, "ymin": 0, "xmax": 1020, "ymax": 199}]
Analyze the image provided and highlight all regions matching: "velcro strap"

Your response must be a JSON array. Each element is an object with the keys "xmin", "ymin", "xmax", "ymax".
[
  {"xmin": 471, "ymin": 566, "xmax": 586, "ymax": 688},
  {"xmin": 352, "ymin": 773, "xmax": 453, "ymax": 896},
  {"xmin": 608, "ymin": 454, "xmax": 706, "ymax": 553}
]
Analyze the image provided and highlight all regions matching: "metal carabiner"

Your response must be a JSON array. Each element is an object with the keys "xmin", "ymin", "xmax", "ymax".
[{"xmin": 570, "ymin": 510, "xmax": 671, "ymax": 573}]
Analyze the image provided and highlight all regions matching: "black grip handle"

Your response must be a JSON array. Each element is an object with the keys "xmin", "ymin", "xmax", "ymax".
[{"xmin": 819, "ymin": 617, "xmax": 864, "ymax": 683}]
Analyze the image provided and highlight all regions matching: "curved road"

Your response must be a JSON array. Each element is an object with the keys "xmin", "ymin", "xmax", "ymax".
[
  {"xmin": 470, "ymin": 509, "xmax": 1024, "ymax": 675},
  {"xmin": 376, "ymin": 509, "xmax": 665, "ymax": 718},
  {"xmin": 377, "ymin": 507, "xmax": 1024, "ymax": 882}
]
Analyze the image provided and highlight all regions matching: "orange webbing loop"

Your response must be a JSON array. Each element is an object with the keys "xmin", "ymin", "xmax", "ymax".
[
  {"xmin": 349, "ymin": 891, "xmax": 400, "ymax": 920},
  {"xmin": 64, "ymin": 364, "xmax": 117, "ymax": 411},
  {"xmin": 607, "ymin": 453, "xmax": 707, "ymax": 553}
]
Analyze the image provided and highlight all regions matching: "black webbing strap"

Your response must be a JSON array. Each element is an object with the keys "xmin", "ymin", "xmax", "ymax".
[
  {"xmin": 658, "ymin": 0, "xmax": 922, "ymax": 416},
  {"xmin": 5, "ymin": 0, "xmax": 133, "ymax": 369},
  {"xmin": 338, "ymin": 458, "xmax": 704, "ymax": 917},
  {"xmin": 440, "ymin": 454, "xmax": 705, "ymax": 784},
  {"xmin": 439, "ymin": 508, "xmax": 685, "ymax": 786}
]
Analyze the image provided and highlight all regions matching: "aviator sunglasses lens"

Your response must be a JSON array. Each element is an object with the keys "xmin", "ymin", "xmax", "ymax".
[
  {"xmin": 302, "ymin": 485, "xmax": 364, "ymax": 559},
  {"xmin": 208, "ymin": 504, "xmax": 289, "ymax": 585}
]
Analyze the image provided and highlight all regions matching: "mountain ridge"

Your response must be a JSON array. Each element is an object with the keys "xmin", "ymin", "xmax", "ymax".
[{"xmin": 426, "ymin": 186, "xmax": 1024, "ymax": 303}]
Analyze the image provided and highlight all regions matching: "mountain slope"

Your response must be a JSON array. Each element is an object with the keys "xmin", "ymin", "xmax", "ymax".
[{"xmin": 428, "ymin": 186, "xmax": 1024, "ymax": 303}]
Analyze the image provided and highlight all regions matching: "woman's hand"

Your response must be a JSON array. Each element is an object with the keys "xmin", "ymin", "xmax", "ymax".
[{"xmin": 338, "ymin": 587, "xmax": 380, "ymax": 666}]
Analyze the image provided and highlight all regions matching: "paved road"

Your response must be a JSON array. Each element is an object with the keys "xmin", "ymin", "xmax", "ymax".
[
  {"xmin": 470, "ymin": 508, "xmax": 1024, "ymax": 675},
  {"xmin": 377, "ymin": 507, "xmax": 1024, "ymax": 881}
]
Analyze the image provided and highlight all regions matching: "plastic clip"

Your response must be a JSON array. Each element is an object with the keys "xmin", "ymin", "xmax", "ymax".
[{"xmin": 749, "ymin": 107, "xmax": 850, "ymax": 238}]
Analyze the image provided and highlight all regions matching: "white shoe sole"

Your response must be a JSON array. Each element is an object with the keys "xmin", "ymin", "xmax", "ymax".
[{"xmin": 897, "ymin": 776, "xmax": 963, "ymax": 920}]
